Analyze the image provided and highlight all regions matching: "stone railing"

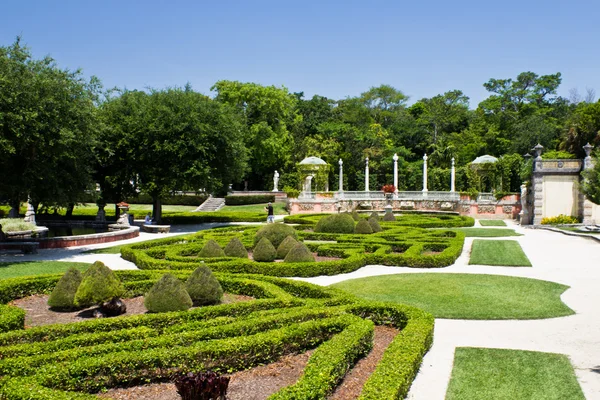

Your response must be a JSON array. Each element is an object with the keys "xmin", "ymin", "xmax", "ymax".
[{"xmin": 334, "ymin": 191, "xmax": 460, "ymax": 201}]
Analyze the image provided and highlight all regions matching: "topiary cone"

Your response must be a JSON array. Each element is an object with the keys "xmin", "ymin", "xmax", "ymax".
[
  {"xmin": 284, "ymin": 242, "xmax": 315, "ymax": 263},
  {"xmin": 276, "ymin": 235, "xmax": 298, "ymax": 259},
  {"xmin": 185, "ymin": 266, "xmax": 223, "ymax": 305},
  {"xmin": 223, "ymin": 237, "xmax": 248, "ymax": 258},
  {"xmin": 74, "ymin": 261, "xmax": 125, "ymax": 308},
  {"xmin": 48, "ymin": 267, "xmax": 83, "ymax": 310},
  {"xmin": 368, "ymin": 217, "xmax": 382, "ymax": 233},
  {"xmin": 199, "ymin": 239, "xmax": 226, "ymax": 258},
  {"xmin": 144, "ymin": 273, "xmax": 193, "ymax": 313},
  {"xmin": 253, "ymin": 237, "xmax": 276, "ymax": 262},
  {"xmin": 355, "ymin": 219, "xmax": 373, "ymax": 234}
]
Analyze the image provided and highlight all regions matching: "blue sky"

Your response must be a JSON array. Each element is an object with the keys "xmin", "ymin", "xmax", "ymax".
[{"xmin": 2, "ymin": 0, "xmax": 599, "ymax": 107}]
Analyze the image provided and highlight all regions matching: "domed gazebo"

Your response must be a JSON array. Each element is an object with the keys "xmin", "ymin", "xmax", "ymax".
[
  {"xmin": 298, "ymin": 156, "xmax": 330, "ymax": 193},
  {"xmin": 470, "ymin": 155, "xmax": 498, "ymax": 192}
]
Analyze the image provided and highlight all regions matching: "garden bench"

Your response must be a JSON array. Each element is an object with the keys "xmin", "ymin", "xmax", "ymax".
[
  {"xmin": 0, "ymin": 241, "xmax": 39, "ymax": 254},
  {"xmin": 142, "ymin": 224, "xmax": 171, "ymax": 233}
]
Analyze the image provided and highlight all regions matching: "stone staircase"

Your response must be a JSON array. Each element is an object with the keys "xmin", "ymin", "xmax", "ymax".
[{"xmin": 194, "ymin": 195, "xmax": 225, "ymax": 212}]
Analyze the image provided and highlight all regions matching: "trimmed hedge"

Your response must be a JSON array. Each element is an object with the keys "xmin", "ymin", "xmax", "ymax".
[{"xmin": 224, "ymin": 195, "xmax": 275, "ymax": 205}]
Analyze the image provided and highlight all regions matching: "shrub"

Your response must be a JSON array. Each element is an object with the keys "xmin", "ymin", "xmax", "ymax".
[
  {"xmin": 253, "ymin": 237, "xmax": 276, "ymax": 262},
  {"xmin": 223, "ymin": 237, "xmax": 248, "ymax": 258},
  {"xmin": 47, "ymin": 267, "xmax": 83, "ymax": 310},
  {"xmin": 368, "ymin": 217, "xmax": 382, "ymax": 233},
  {"xmin": 355, "ymin": 219, "xmax": 374, "ymax": 234},
  {"xmin": 284, "ymin": 242, "xmax": 315, "ymax": 263},
  {"xmin": 199, "ymin": 240, "xmax": 226, "ymax": 258},
  {"xmin": 0, "ymin": 218, "xmax": 37, "ymax": 232},
  {"xmin": 369, "ymin": 211, "xmax": 380, "ymax": 220},
  {"xmin": 224, "ymin": 195, "xmax": 275, "ymax": 205},
  {"xmin": 314, "ymin": 214, "xmax": 355, "ymax": 234},
  {"xmin": 74, "ymin": 261, "xmax": 124, "ymax": 307},
  {"xmin": 254, "ymin": 223, "xmax": 298, "ymax": 248},
  {"xmin": 541, "ymin": 214, "xmax": 580, "ymax": 225},
  {"xmin": 276, "ymin": 235, "xmax": 298, "ymax": 259},
  {"xmin": 144, "ymin": 273, "xmax": 192, "ymax": 312},
  {"xmin": 185, "ymin": 267, "xmax": 223, "ymax": 305},
  {"xmin": 174, "ymin": 371, "xmax": 230, "ymax": 400},
  {"xmin": 383, "ymin": 212, "xmax": 396, "ymax": 222},
  {"xmin": 351, "ymin": 211, "xmax": 361, "ymax": 221}
]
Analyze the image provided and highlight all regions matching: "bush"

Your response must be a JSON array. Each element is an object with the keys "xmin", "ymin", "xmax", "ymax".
[
  {"xmin": 74, "ymin": 261, "xmax": 124, "ymax": 307},
  {"xmin": 369, "ymin": 211, "xmax": 379, "ymax": 220},
  {"xmin": 127, "ymin": 193, "xmax": 209, "ymax": 206},
  {"xmin": 144, "ymin": 273, "xmax": 192, "ymax": 312},
  {"xmin": 47, "ymin": 267, "xmax": 83, "ymax": 310},
  {"xmin": 284, "ymin": 242, "xmax": 315, "ymax": 263},
  {"xmin": 368, "ymin": 217, "xmax": 382, "ymax": 233},
  {"xmin": 383, "ymin": 212, "xmax": 396, "ymax": 222},
  {"xmin": 355, "ymin": 219, "xmax": 373, "ymax": 234},
  {"xmin": 541, "ymin": 214, "xmax": 580, "ymax": 225},
  {"xmin": 314, "ymin": 214, "xmax": 355, "ymax": 234},
  {"xmin": 351, "ymin": 211, "xmax": 361, "ymax": 221},
  {"xmin": 223, "ymin": 237, "xmax": 248, "ymax": 258},
  {"xmin": 253, "ymin": 237, "xmax": 276, "ymax": 262},
  {"xmin": 0, "ymin": 305, "xmax": 25, "ymax": 333},
  {"xmin": 276, "ymin": 236, "xmax": 298, "ymax": 259},
  {"xmin": 283, "ymin": 187, "xmax": 300, "ymax": 199},
  {"xmin": 174, "ymin": 371, "xmax": 230, "ymax": 400},
  {"xmin": 254, "ymin": 223, "xmax": 298, "ymax": 248},
  {"xmin": 224, "ymin": 195, "xmax": 275, "ymax": 205},
  {"xmin": 199, "ymin": 240, "xmax": 226, "ymax": 258},
  {"xmin": 185, "ymin": 267, "xmax": 223, "ymax": 305}
]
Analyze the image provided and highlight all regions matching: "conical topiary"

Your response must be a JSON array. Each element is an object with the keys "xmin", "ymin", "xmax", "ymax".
[
  {"xmin": 276, "ymin": 235, "xmax": 298, "ymax": 259},
  {"xmin": 369, "ymin": 211, "xmax": 380, "ymax": 220},
  {"xmin": 252, "ymin": 237, "xmax": 276, "ymax": 262},
  {"xmin": 74, "ymin": 261, "xmax": 125, "ymax": 307},
  {"xmin": 254, "ymin": 223, "xmax": 298, "ymax": 248},
  {"xmin": 199, "ymin": 240, "xmax": 226, "ymax": 258},
  {"xmin": 368, "ymin": 217, "xmax": 382, "ymax": 233},
  {"xmin": 284, "ymin": 242, "xmax": 315, "ymax": 263},
  {"xmin": 185, "ymin": 266, "xmax": 223, "ymax": 305},
  {"xmin": 314, "ymin": 213, "xmax": 355, "ymax": 234},
  {"xmin": 144, "ymin": 273, "xmax": 193, "ymax": 313},
  {"xmin": 223, "ymin": 237, "xmax": 248, "ymax": 258},
  {"xmin": 355, "ymin": 219, "xmax": 373, "ymax": 234},
  {"xmin": 48, "ymin": 267, "xmax": 83, "ymax": 310},
  {"xmin": 383, "ymin": 212, "xmax": 396, "ymax": 222},
  {"xmin": 351, "ymin": 211, "xmax": 361, "ymax": 221}
]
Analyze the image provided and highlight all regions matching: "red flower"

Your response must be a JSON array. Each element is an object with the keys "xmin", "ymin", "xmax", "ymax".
[
  {"xmin": 117, "ymin": 202, "xmax": 130, "ymax": 208},
  {"xmin": 382, "ymin": 184, "xmax": 396, "ymax": 194}
]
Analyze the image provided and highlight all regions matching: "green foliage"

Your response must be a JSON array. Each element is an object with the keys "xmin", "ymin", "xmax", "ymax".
[
  {"xmin": 144, "ymin": 273, "xmax": 193, "ymax": 312},
  {"xmin": 185, "ymin": 267, "xmax": 223, "ymax": 305},
  {"xmin": 162, "ymin": 211, "xmax": 266, "ymax": 224},
  {"xmin": 0, "ymin": 305, "xmax": 25, "ymax": 333},
  {"xmin": 47, "ymin": 268, "xmax": 83, "ymax": 310},
  {"xmin": 383, "ymin": 212, "xmax": 396, "ymax": 221},
  {"xmin": 254, "ymin": 223, "xmax": 298, "ymax": 248},
  {"xmin": 253, "ymin": 237, "xmax": 277, "ymax": 262},
  {"xmin": 224, "ymin": 195, "xmax": 275, "ymax": 205},
  {"xmin": 582, "ymin": 152, "xmax": 600, "ymax": 205},
  {"xmin": 283, "ymin": 242, "xmax": 315, "ymax": 263},
  {"xmin": 0, "ymin": 218, "xmax": 37, "ymax": 232},
  {"xmin": 355, "ymin": 219, "xmax": 374, "ymax": 234},
  {"xmin": 73, "ymin": 261, "xmax": 124, "ymax": 307},
  {"xmin": 351, "ymin": 211, "xmax": 361, "ymax": 221},
  {"xmin": 541, "ymin": 150, "xmax": 576, "ymax": 159},
  {"xmin": 276, "ymin": 235, "xmax": 299, "ymax": 259},
  {"xmin": 540, "ymin": 214, "xmax": 580, "ymax": 225},
  {"xmin": 199, "ymin": 240, "xmax": 226, "ymax": 258},
  {"xmin": 368, "ymin": 217, "xmax": 382, "ymax": 233},
  {"xmin": 283, "ymin": 186, "xmax": 300, "ymax": 199},
  {"xmin": 369, "ymin": 211, "xmax": 379, "ymax": 220},
  {"xmin": 314, "ymin": 213, "xmax": 355, "ymax": 233},
  {"xmin": 223, "ymin": 237, "xmax": 248, "ymax": 258}
]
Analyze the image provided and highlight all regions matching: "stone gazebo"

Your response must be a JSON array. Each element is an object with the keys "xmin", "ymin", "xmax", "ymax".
[{"xmin": 298, "ymin": 156, "xmax": 330, "ymax": 196}]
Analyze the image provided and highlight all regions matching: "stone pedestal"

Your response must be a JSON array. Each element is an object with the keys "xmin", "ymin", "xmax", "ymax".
[{"xmin": 96, "ymin": 205, "xmax": 106, "ymax": 223}]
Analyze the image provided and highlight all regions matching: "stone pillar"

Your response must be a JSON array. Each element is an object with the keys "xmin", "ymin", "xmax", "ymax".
[
  {"xmin": 338, "ymin": 159, "xmax": 343, "ymax": 192},
  {"xmin": 422, "ymin": 154, "xmax": 428, "ymax": 193},
  {"xmin": 532, "ymin": 144, "xmax": 544, "ymax": 225},
  {"xmin": 582, "ymin": 143, "xmax": 594, "ymax": 225},
  {"xmin": 450, "ymin": 157, "xmax": 456, "ymax": 192},
  {"xmin": 393, "ymin": 153, "xmax": 399, "ymax": 194},
  {"xmin": 365, "ymin": 157, "xmax": 369, "ymax": 192}
]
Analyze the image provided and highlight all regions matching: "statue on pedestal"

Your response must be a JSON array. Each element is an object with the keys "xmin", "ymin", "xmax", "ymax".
[{"xmin": 273, "ymin": 170, "xmax": 279, "ymax": 192}]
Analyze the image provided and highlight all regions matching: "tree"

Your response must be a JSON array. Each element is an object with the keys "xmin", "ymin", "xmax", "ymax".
[
  {"xmin": 411, "ymin": 90, "xmax": 470, "ymax": 144},
  {"xmin": 0, "ymin": 38, "xmax": 100, "ymax": 212},
  {"xmin": 560, "ymin": 101, "xmax": 600, "ymax": 157}
]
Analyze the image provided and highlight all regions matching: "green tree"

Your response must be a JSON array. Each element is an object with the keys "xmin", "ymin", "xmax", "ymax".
[
  {"xmin": 411, "ymin": 90, "xmax": 471, "ymax": 145},
  {"xmin": 560, "ymin": 101, "xmax": 600, "ymax": 157}
]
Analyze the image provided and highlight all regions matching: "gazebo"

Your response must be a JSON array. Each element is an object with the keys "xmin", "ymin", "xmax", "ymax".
[
  {"xmin": 298, "ymin": 156, "xmax": 330, "ymax": 193},
  {"xmin": 470, "ymin": 155, "xmax": 498, "ymax": 192}
]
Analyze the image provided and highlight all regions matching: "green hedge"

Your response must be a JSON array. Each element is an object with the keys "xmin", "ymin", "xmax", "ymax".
[
  {"xmin": 224, "ymin": 195, "xmax": 275, "ymax": 205},
  {"xmin": 161, "ymin": 211, "xmax": 266, "ymax": 224},
  {"xmin": 0, "ymin": 305, "xmax": 25, "ymax": 334}
]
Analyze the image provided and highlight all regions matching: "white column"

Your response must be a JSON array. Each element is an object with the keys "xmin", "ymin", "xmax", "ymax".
[
  {"xmin": 338, "ymin": 159, "xmax": 343, "ymax": 192},
  {"xmin": 365, "ymin": 157, "xmax": 369, "ymax": 192},
  {"xmin": 450, "ymin": 157, "xmax": 456, "ymax": 192},
  {"xmin": 422, "ymin": 154, "xmax": 428, "ymax": 193},
  {"xmin": 393, "ymin": 153, "xmax": 399, "ymax": 193}
]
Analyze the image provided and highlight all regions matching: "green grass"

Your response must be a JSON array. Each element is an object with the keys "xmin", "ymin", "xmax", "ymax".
[
  {"xmin": 0, "ymin": 261, "xmax": 91, "ymax": 279},
  {"xmin": 83, "ymin": 245, "xmax": 124, "ymax": 254},
  {"xmin": 558, "ymin": 226, "xmax": 600, "ymax": 235},
  {"xmin": 469, "ymin": 240, "xmax": 531, "ymax": 266},
  {"xmin": 220, "ymin": 202, "xmax": 288, "ymax": 215},
  {"xmin": 446, "ymin": 347, "xmax": 585, "ymax": 400},
  {"xmin": 331, "ymin": 273, "xmax": 573, "ymax": 319},
  {"xmin": 478, "ymin": 220, "xmax": 506, "ymax": 226},
  {"xmin": 451, "ymin": 228, "xmax": 521, "ymax": 237}
]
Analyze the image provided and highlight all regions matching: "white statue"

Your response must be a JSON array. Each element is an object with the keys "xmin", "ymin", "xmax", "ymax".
[{"xmin": 273, "ymin": 170, "xmax": 279, "ymax": 192}]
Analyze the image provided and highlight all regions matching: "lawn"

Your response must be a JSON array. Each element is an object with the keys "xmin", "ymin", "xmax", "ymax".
[
  {"xmin": 0, "ymin": 261, "xmax": 90, "ymax": 279},
  {"xmin": 478, "ymin": 220, "xmax": 506, "ymax": 226},
  {"xmin": 469, "ymin": 240, "xmax": 531, "ymax": 266},
  {"xmin": 451, "ymin": 228, "xmax": 521, "ymax": 237},
  {"xmin": 331, "ymin": 273, "xmax": 573, "ymax": 319},
  {"xmin": 446, "ymin": 347, "xmax": 585, "ymax": 400},
  {"xmin": 220, "ymin": 202, "xmax": 288, "ymax": 215}
]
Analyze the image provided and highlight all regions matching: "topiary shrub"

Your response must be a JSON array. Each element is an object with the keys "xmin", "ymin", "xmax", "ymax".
[
  {"xmin": 74, "ymin": 261, "xmax": 125, "ymax": 307},
  {"xmin": 355, "ymin": 219, "xmax": 373, "ymax": 234},
  {"xmin": 254, "ymin": 223, "xmax": 298, "ymax": 249},
  {"xmin": 369, "ymin": 211, "xmax": 380, "ymax": 220},
  {"xmin": 47, "ymin": 267, "xmax": 83, "ymax": 310},
  {"xmin": 368, "ymin": 217, "xmax": 382, "ymax": 233},
  {"xmin": 185, "ymin": 266, "xmax": 223, "ymax": 305},
  {"xmin": 223, "ymin": 237, "xmax": 248, "ymax": 258},
  {"xmin": 383, "ymin": 212, "xmax": 396, "ymax": 222},
  {"xmin": 314, "ymin": 213, "xmax": 355, "ymax": 234},
  {"xmin": 199, "ymin": 240, "xmax": 226, "ymax": 258},
  {"xmin": 253, "ymin": 237, "xmax": 276, "ymax": 262},
  {"xmin": 276, "ymin": 235, "xmax": 298, "ymax": 259},
  {"xmin": 351, "ymin": 211, "xmax": 361, "ymax": 221},
  {"xmin": 284, "ymin": 242, "xmax": 315, "ymax": 263},
  {"xmin": 144, "ymin": 273, "xmax": 193, "ymax": 312}
]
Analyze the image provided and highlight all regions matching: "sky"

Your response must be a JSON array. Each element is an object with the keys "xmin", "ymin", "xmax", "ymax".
[{"xmin": 2, "ymin": 0, "xmax": 599, "ymax": 107}]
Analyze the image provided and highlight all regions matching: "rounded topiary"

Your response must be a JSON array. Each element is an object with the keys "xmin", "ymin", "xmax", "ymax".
[
  {"xmin": 369, "ymin": 211, "xmax": 380, "ymax": 220},
  {"xmin": 223, "ymin": 237, "xmax": 248, "ymax": 258},
  {"xmin": 48, "ymin": 267, "xmax": 83, "ymax": 310},
  {"xmin": 199, "ymin": 239, "xmax": 226, "ymax": 258},
  {"xmin": 383, "ymin": 212, "xmax": 396, "ymax": 222},
  {"xmin": 185, "ymin": 266, "xmax": 223, "ymax": 305},
  {"xmin": 355, "ymin": 219, "xmax": 373, "ymax": 234},
  {"xmin": 284, "ymin": 242, "xmax": 315, "ymax": 263},
  {"xmin": 74, "ymin": 261, "xmax": 125, "ymax": 307},
  {"xmin": 254, "ymin": 223, "xmax": 298, "ymax": 248},
  {"xmin": 252, "ymin": 237, "xmax": 276, "ymax": 262},
  {"xmin": 368, "ymin": 217, "xmax": 382, "ymax": 233},
  {"xmin": 351, "ymin": 211, "xmax": 361, "ymax": 221},
  {"xmin": 314, "ymin": 213, "xmax": 355, "ymax": 234},
  {"xmin": 144, "ymin": 273, "xmax": 193, "ymax": 313},
  {"xmin": 276, "ymin": 235, "xmax": 298, "ymax": 259}
]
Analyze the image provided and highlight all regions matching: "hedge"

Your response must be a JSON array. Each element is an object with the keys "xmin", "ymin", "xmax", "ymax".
[{"xmin": 224, "ymin": 195, "xmax": 275, "ymax": 205}]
